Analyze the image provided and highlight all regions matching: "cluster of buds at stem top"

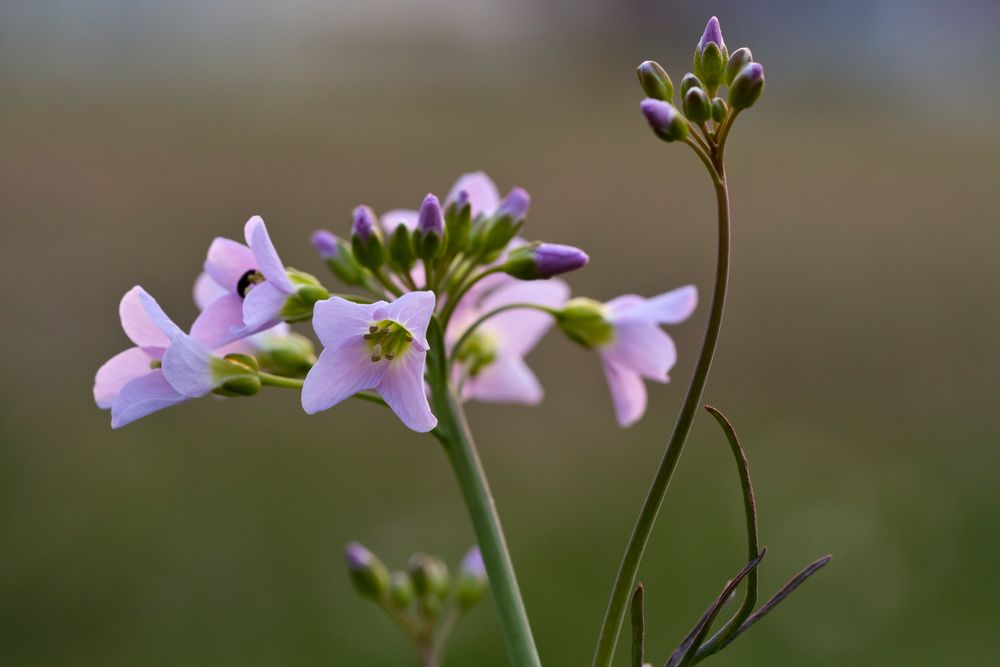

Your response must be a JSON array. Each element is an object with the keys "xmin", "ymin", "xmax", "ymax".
[
  {"xmin": 343, "ymin": 542, "xmax": 488, "ymax": 659},
  {"xmin": 638, "ymin": 16, "xmax": 765, "ymax": 145}
]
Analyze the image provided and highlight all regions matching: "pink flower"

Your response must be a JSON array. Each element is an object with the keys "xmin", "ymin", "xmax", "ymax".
[
  {"xmin": 598, "ymin": 286, "xmax": 698, "ymax": 427},
  {"xmin": 94, "ymin": 287, "xmax": 257, "ymax": 428},
  {"xmin": 191, "ymin": 216, "xmax": 303, "ymax": 347},
  {"xmin": 302, "ymin": 291, "xmax": 437, "ymax": 432},
  {"xmin": 448, "ymin": 276, "xmax": 569, "ymax": 405}
]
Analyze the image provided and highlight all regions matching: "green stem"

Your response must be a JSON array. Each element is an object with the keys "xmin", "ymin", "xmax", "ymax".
[
  {"xmin": 257, "ymin": 373, "xmax": 386, "ymax": 406},
  {"xmin": 449, "ymin": 302, "xmax": 557, "ymax": 369},
  {"xmin": 438, "ymin": 267, "xmax": 501, "ymax": 327},
  {"xmin": 425, "ymin": 318, "xmax": 541, "ymax": 667},
  {"xmin": 592, "ymin": 154, "xmax": 731, "ymax": 667}
]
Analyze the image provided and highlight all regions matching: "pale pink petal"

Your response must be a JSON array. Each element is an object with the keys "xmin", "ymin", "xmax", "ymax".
[
  {"xmin": 194, "ymin": 271, "xmax": 228, "ymax": 310},
  {"xmin": 204, "ymin": 237, "xmax": 256, "ymax": 293},
  {"xmin": 376, "ymin": 349, "xmax": 437, "ymax": 432},
  {"xmin": 312, "ymin": 298, "xmax": 386, "ymax": 349},
  {"xmin": 190, "ymin": 293, "xmax": 246, "ymax": 348},
  {"xmin": 446, "ymin": 171, "xmax": 500, "ymax": 218},
  {"xmin": 301, "ymin": 338, "xmax": 388, "ymax": 414},
  {"xmin": 604, "ymin": 321, "xmax": 677, "ymax": 382},
  {"xmin": 600, "ymin": 355, "xmax": 648, "ymax": 428},
  {"xmin": 385, "ymin": 291, "xmax": 435, "ymax": 349},
  {"xmin": 162, "ymin": 334, "xmax": 217, "ymax": 398},
  {"xmin": 381, "ymin": 209, "xmax": 418, "ymax": 231},
  {"xmin": 110, "ymin": 370, "xmax": 188, "ymax": 429},
  {"xmin": 94, "ymin": 347, "xmax": 156, "ymax": 409},
  {"xmin": 464, "ymin": 356, "xmax": 544, "ymax": 406},
  {"xmin": 244, "ymin": 216, "xmax": 294, "ymax": 293},
  {"xmin": 119, "ymin": 286, "xmax": 175, "ymax": 350},
  {"xmin": 615, "ymin": 285, "xmax": 698, "ymax": 324},
  {"xmin": 480, "ymin": 279, "xmax": 568, "ymax": 357},
  {"xmin": 605, "ymin": 294, "xmax": 644, "ymax": 318},
  {"xmin": 241, "ymin": 281, "xmax": 289, "ymax": 333}
]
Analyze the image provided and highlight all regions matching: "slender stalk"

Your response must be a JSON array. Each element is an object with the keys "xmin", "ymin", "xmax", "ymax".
[
  {"xmin": 438, "ymin": 267, "xmax": 502, "ymax": 326},
  {"xmin": 592, "ymin": 155, "xmax": 731, "ymax": 667},
  {"xmin": 258, "ymin": 373, "xmax": 386, "ymax": 406},
  {"xmin": 426, "ymin": 319, "xmax": 541, "ymax": 667},
  {"xmin": 448, "ymin": 302, "xmax": 557, "ymax": 369}
]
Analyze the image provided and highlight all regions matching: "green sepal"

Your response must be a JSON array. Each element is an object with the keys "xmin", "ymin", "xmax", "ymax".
[
  {"xmin": 556, "ymin": 297, "xmax": 614, "ymax": 348},
  {"xmin": 279, "ymin": 270, "xmax": 330, "ymax": 322},
  {"xmin": 711, "ymin": 97, "xmax": 729, "ymax": 123},
  {"xmin": 388, "ymin": 571, "xmax": 416, "ymax": 609},
  {"xmin": 352, "ymin": 228, "xmax": 384, "ymax": 271},
  {"xmin": 388, "ymin": 224, "xmax": 416, "ymax": 272},
  {"xmin": 444, "ymin": 198, "xmax": 472, "ymax": 258},
  {"xmin": 455, "ymin": 569, "xmax": 488, "ymax": 611},
  {"xmin": 683, "ymin": 87, "xmax": 712, "ymax": 124},
  {"xmin": 325, "ymin": 239, "xmax": 367, "ymax": 286},
  {"xmin": 724, "ymin": 47, "xmax": 753, "ymax": 86},
  {"xmin": 481, "ymin": 216, "xmax": 524, "ymax": 256},
  {"xmin": 211, "ymin": 354, "xmax": 261, "ymax": 397},
  {"xmin": 679, "ymin": 73, "xmax": 703, "ymax": 98},
  {"xmin": 408, "ymin": 553, "xmax": 450, "ymax": 602},
  {"xmin": 255, "ymin": 332, "xmax": 316, "ymax": 377},
  {"xmin": 695, "ymin": 41, "xmax": 727, "ymax": 91},
  {"xmin": 637, "ymin": 60, "xmax": 674, "ymax": 101},
  {"xmin": 728, "ymin": 63, "xmax": 764, "ymax": 111}
]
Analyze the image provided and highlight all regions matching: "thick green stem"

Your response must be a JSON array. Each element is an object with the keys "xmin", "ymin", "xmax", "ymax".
[
  {"xmin": 592, "ymin": 159, "xmax": 731, "ymax": 667},
  {"xmin": 426, "ymin": 319, "xmax": 541, "ymax": 667}
]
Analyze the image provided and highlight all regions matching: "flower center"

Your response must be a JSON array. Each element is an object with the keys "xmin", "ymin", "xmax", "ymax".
[
  {"xmin": 236, "ymin": 269, "xmax": 265, "ymax": 298},
  {"xmin": 363, "ymin": 320, "xmax": 414, "ymax": 362},
  {"xmin": 455, "ymin": 331, "xmax": 498, "ymax": 378}
]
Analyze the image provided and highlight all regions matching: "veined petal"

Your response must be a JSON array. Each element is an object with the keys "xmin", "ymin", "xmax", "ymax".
[
  {"xmin": 312, "ymin": 297, "xmax": 386, "ymax": 350},
  {"xmin": 614, "ymin": 285, "xmax": 698, "ymax": 324},
  {"xmin": 191, "ymin": 293, "xmax": 246, "ymax": 348},
  {"xmin": 446, "ymin": 171, "xmax": 500, "ymax": 218},
  {"xmin": 110, "ymin": 370, "xmax": 188, "ymax": 429},
  {"xmin": 204, "ymin": 237, "xmax": 256, "ymax": 293},
  {"xmin": 301, "ymin": 338, "xmax": 388, "ymax": 414},
  {"xmin": 244, "ymin": 216, "xmax": 294, "ymax": 293},
  {"xmin": 194, "ymin": 271, "xmax": 228, "ymax": 310},
  {"xmin": 376, "ymin": 348, "xmax": 437, "ymax": 432},
  {"xmin": 381, "ymin": 209, "xmax": 418, "ymax": 231},
  {"xmin": 241, "ymin": 281, "xmax": 288, "ymax": 333},
  {"xmin": 604, "ymin": 320, "xmax": 677, "ymax": 382},
  {"xmin": 464, "ymin": 355, "xmax": 544, "ymax": 406},
  {"xmin": 161, "ymin": 333, "xmax": 218, "ymax": 398},
  {"xmin": 119, "ymin": 286, "xmax": 176, "ymax": 350},
  {"xmin": 600, "ymin": 355, "xmax": 647, "ymax": 428},
  {"xmin": 94, "ymin": 346, "xmax": 156, "ymax": 409},
  {"xmin": 385, "ymin": 291, "xmax": 435, "ymax": 349}
]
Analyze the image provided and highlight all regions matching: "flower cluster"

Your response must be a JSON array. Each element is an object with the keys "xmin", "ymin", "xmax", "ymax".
[{"xmin": 95, "ymin": 171, "xmax": 697, "ymax": 432}]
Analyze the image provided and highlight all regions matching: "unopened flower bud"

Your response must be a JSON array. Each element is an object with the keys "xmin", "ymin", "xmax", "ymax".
[
  {"xmin": 556, "ymin": 298, "xmax": 614, "ymax": 348},
  {"xmin": 502, "ymin": 241, "xmax": 589, "ymax": 280},
  {"xmin": 640, "ymin": 99, "xmax": 688, "ymax": 143},
  {"xmin": 415, "ymin": 193, "xmax": 444, "ymax": 262},
  {"xmin": 408, "ymin": 553, "xmax": 450, "ymax": 601},
  {"xmin": 480, "ymin": 188, "xmax": 531, "ymax": 256},
  {"xmin": 388, "ymin": 223, "xmax": 415, "ymax": 273},
  {"xmin": 212, "ymin": 353, "xmax": 261, "ymax": 397},
  {"xmin": 683, "ymin": 87, "xmax": 712, "ymax": 124},
  {"xmin": 694, "ymin": 17, "xmax": 728, "ymax": 90},
  {"xmin": 255, "ymin": 331, "xmax": 316, "ymax": 377},
  {"xmin": 724, "ymin": 47, "xmax": 753, "ymax": 86},
  {"xmin": 711, "ymin": 97, "xmax": 728, "ymax": 123},
  {"xmin": 219, "ymin": 374, "xmax": 262, "ymax": 396},
  {"xmin": 636, "ymin": 60, "xmax": 673, "ymax": 101},
  {"xmin": 345, "ymin": 542, "xmax": 390, "ymax": 600},
  {"xmin": 313, "ymin": 231, "xmax": 366, "ymax": 286},
  {"xmin": 455, "ymin": 547, "xmax": 488, "ymax": 610},
  {"xmin": 679, "ymin": 73, "xmax": 702, "ymax": 98},
  {"xmin": 728, "ymin": 62, "xmax": 764, "ymax": 110},
  {"xmin": 350, "ymin": 205, "xmax": 384, "ymax": 270},
  {"xmin": 444, "ymin": 191, "xmax": 472, "ymax": 256},
  {"xmin": 388, "ymin": 571, "xmax": 415, "ymax": 609},
  {"xmin": 496, "ymin": 187, "xmax": 530, "ymax": 222}
]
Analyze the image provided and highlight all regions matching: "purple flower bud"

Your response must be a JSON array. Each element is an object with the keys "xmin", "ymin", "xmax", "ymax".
[
  {"xmin": 344, "ymin": 541, "xmax": 390, "ymax": 599},
  {"xmin": 496, "ymin": 187, "xmax": 531, "ymax": 221},
  {"xmin": 697, "ymin": 16, "xmax": 725, "ymax": 54},
  {"xmin": 453, "ymin": 189, "xmax": 470, "ymax": 209},
  {"xmin": 502, "ymin": 241, "xmax": 589, "ymax": 280},
  {"xmin": 310, "ymin": 230, "xmax": 339, "ymax": 259},
  {"xmin": 456, "ymin": 546, "xmax": 488, "ymax": 610},
  {"xmin": 351, "ymin": 205, "xmax": 378, "ymax": 244},
  {"xmin": 640, "ymin": 98, "xmax": 688, "ymax": 142},
  {"xmin": 345, "ymin": 541, "xmax": 374, "ymax": 570},
  {"xmin": 728, "ymin": 62, "xmax": 765, "ymax": 110},
  {"xmin": 417, "ymin": 193, "xmax": 444, "ymax": 237},
  {"xmin": 460, "ymin": 546, "xmax": 485, "ymax": 579}
]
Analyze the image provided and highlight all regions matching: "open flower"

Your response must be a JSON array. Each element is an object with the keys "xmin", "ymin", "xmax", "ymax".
[
  {"xmin": 302, "ymin": 291, "xmax": 437, "ymax": 432},
  {"xmin": 94, "ymin": 287, "xmax": 259, "ymax": 428},
  {"xmin": 192, "ymin": 216, "xmax": 324, "ymax": 347},
  {"xmin": 558, "ymin": 286, "xmax": 697, "ymax": 428},
  {"xmin": 448, "ymin": 275, "xmax": 569, "ymax": 405}
]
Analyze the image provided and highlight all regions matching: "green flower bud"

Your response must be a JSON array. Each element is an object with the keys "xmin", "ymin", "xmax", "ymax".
[
  {"xmin": 695, "ymin": 41, "xmax": 727, "ymax": 90},
  {"xmin": 408, "ymin": 553, "xmax": 450, "ymax": 601},
  {"xmin": 345, "ymin": 542, "xmax": 390, "ymax": 601},
  {"xmin": 455, "ymin": 547, "xmax": 487, "ymax": 611},
  {"xmin": 679, "ymin": 73, "xmax": 702, "ymax": 98},
  {"xmin": 388, "ymin": 571, "xmax": 415, "ymax": 609},
  {"xmin": 444, "ymin": 195, "xmax": 472, "ymax": 257},
  {"xmin": 728, "ymin": 62, "xmax": 764, "ymax": 111},
  {"xmin": 350, "ymin": 205, "xmax": 384, "ymax": 271},
  {"xmin": 636, "ymin": 60, "xmax": 673, "ymax": 101},
  {"xmin": 211, "ymin": 354, "xmax": 261, "ymax": 397},
  {"xmin": 388, "ymin": 223, "xmax": 416, "ymax": 273},
  {"xmin": 640, "ymin": 99, "xmax": 688, "ymax": 143},
  {"xmin": 556, "ymin": 297, "xmax": 614, "ymax": 348},
  {"xmin": 711, "ymin": 97, "xmax": 728, "ymax": 123},
  {"xmin": 255, "ymin": 331, "xmax": 316, "ymax": 377},
  {"xmin": 312, "ymin": 231, "xmax": 367, "ymax": 286},
  {"xmin": 724, "ymin": 47, "xmax": 753, "ymax": 86},
  {"xmin": 683, "ymin": 87, "xmax": 712, "ymax": 124}
]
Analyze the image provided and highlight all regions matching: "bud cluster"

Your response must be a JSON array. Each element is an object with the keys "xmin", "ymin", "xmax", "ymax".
[
  {"xmin": 343, "ymin": 542, "xmax": 488, "ymax": 658},
  {"xmin": 638, "ymin": 16, "xmax": 764, "ymax": 146}
]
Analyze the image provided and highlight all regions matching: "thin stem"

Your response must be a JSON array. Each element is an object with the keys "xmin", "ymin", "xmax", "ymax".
[
  {"xmin": 432, "ymin": 608, "xmax": 462, "ymax": 661},
  {"xmin": 426, "ymin": 318, "xmax": 541, "ymax": 667},
  {"xmin": 372, "ymin": 267, "xmax": 404, "ymax": 297},
  {"xmin": 438, "ymin": 267, "xmax": 502, "ymax": 327},
  {"xmin": 592, "ymin": 156, "xmax": 731, "ymax": 667},
  {"xmin": 257, "ymin": 372, "xmax": 386, "ymax": 406},
  {"xmin": 448, "ymin": 302, "xmax": 557, "ymax": 369}
]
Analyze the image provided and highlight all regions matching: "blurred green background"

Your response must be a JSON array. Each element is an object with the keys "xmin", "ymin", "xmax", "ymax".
[{"xmin": 2, "ymin": 1, "xmax": 998, "ymax": 665}]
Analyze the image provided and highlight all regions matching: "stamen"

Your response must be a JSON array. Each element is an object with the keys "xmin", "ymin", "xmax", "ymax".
[
  {"xmin": 369, "ymin": 324, "xmax": 379, "ymax": 333},
  {"xmin": 236, "ymin": 269, "xmax": 265, "ymax": 298}
]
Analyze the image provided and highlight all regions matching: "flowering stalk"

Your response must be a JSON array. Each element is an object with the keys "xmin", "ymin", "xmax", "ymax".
[{"xmin": 425, "ymin": 318, "xmax": 542, "ymax": 667}]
